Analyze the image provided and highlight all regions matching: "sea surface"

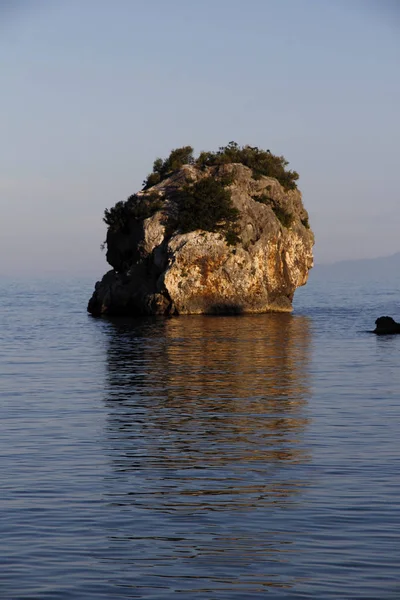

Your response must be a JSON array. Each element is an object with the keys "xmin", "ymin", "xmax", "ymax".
[{"xmin": 1, "ymin": 272, "xmax": 400, "ymax": 599}]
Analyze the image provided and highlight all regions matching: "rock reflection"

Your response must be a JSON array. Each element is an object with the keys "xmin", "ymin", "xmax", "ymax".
[
  {"xmin": 101, "ymin": 314, "xmax": 312, "ymax": 595},
  {"xmin": 104, "ymin": 313, "xmax": 311, "ymax": 511}
]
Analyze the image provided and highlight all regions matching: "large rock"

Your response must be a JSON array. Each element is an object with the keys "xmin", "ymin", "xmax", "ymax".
[{"xmin": 88, "ymin": 163, "xmax": 314, "ymax": 316}]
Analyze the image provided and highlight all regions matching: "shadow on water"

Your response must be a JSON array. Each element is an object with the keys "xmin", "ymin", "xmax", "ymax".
[{"xmin": 99, "ymin": 313, "xmax": 313, "ymax": 595}]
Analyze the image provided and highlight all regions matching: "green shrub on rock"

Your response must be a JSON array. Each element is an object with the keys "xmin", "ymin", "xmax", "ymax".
[
  {"xmin": 251, "ymin": 193, "xmax": 294, "ymax": 228},
  {"xmin": 272, "ymin": 206, "xmax": 294, "ymax": 228},
  {"xmin": 103, "ymin": 200, "xmax": 128, "ymax": 233},
  {"xmin": 172, "ymin": 177, "xmax": 239, "ymax": 238},
  {"xmin": 103, "ymin": 192, "xmax": 164, "ymax": 233},
  {"xmin": 141, "ymin": 142, "xmax": 298, "ymax": 191},
  {"xmin": 143, "ymin": 146, "xmax": 194, "ymax": 189},
  {"xmin": 194, "ymin": 142, "xmax": 299, "ymax": 190},
  {"xmin": 104, "ymin": 142, "xmax": 299, "ymax": 241}
]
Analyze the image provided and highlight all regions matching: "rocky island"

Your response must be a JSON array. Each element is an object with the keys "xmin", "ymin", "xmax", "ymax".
[{"xmin": 88, "ymin": 143, "xmax": 314, "ymax": 316}]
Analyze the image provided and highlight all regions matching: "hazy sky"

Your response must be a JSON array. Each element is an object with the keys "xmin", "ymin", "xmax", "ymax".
[{"xmin": 1, "ymin": 0, "xmax": 399, "ymax": 275}]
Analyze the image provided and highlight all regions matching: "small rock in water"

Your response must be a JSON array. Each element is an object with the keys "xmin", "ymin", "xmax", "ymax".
[{"xmin": 373, "ymin": 316, "xmax": 400, "ymax": 334}]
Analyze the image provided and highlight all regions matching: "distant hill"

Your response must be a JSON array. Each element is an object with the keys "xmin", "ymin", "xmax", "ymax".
[{"xmin": 311, "ymin": 252, "xmax": 400, "ymax": 281}]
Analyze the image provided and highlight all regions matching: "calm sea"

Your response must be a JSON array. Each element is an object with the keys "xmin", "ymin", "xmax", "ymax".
[{"xmin": 1, "ymin": 272, "xmax": 399, "ymax": 599}]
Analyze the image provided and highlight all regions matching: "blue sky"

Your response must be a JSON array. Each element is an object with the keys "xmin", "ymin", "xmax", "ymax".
[{"xmin": 1, "ymin": 0, "xmax": 399, "ymax": 275}]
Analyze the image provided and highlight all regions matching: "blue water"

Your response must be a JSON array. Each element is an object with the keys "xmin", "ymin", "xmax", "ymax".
[{"xmin": 1, "ymin": 273, "xmax": 400, "ymax": 599}]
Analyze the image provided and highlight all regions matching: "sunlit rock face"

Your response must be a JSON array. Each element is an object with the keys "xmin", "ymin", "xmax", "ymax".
[{"xmin": 88, "ymin": 163, "xmax": 314, "ymax": 316}]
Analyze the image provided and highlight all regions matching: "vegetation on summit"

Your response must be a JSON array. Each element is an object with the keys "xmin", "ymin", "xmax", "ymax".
[
  {"xmin": 143, "ymin": 146, "xmax": 194, "ymax": 189},
  {"xmin": 103, "ymin": 142, "xmax": 299, "ymax": 240},
  {"xmin": 143, "ymin": 142, "xmax": 298, "ymax": 191}
]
